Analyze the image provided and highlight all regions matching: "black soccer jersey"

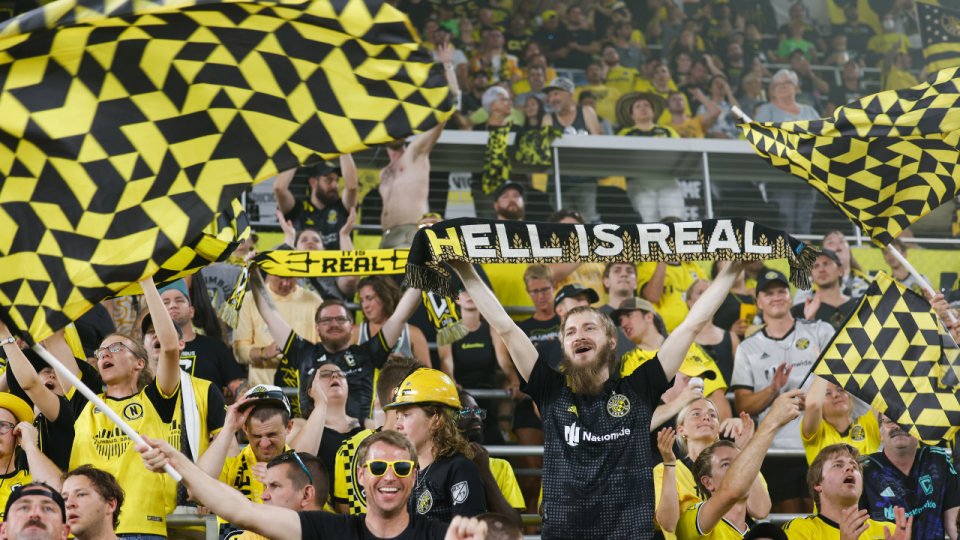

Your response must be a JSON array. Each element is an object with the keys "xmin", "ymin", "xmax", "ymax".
[
  {"xmin": 408, "ymin": 453, "xmax": 487, "ymax": 523},
  {"xmin": 284, "ymin": 198, "xmax": 349, "ymax": 251},
  {"xmin": 518, "ymin": 316, "xmax": 562, "ymax": 370},
  {"xmin": 279, "ymin": 330, "xmax": 392, "ymax": 419},
  {"xmin": 179, "ymin": 335, "xmax": 245, "ymax": 390},
  {"xmin": 522, "ymin": 354, "xmax": 670, "ymax": 540}
]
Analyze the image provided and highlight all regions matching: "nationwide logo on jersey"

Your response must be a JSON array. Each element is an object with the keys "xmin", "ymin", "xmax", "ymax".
[
  {"xmin": 451, "ymin": 481, "xmax": 469, "ymax": 504},
  {"xmin": 565, "ymin": 422, "xmax": 581, "ymax": 447},
  {"xmin": 795, "ymin": 338, "xmax": 810, "ymax": 350},
  {"xmin": 344, "ymin": 352, "xmax": 357, "ymax": 367},
  {"xmin": 920, "ymin": 475, "xmax": 934, "ymax": 495},
  {"xmin": 123, "ymin": 403, "xmax": 144, "ymax": 421},
  {"xmin": 607, "ymin": 394, "xmax": 631, "ymax": 418},
  {"xmin": 851, "ymin": 424, "xmax": 866, "ymax": 442},
  {"xmin": 417, "ymin": 490, "xmax": 434, "ymax": 514},
  {"xmin": 564, "ymin": 421, "xmax": 631, "ymax": 446}
]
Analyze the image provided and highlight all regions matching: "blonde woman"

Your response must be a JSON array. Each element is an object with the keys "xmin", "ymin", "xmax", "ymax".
[
  {"xmin": 653, "ymin": 398, "xmax": 770, "ymax": 538},
  {"xmin": 801, "ymin": 375, "xmax": 880, "ymax": 465}
]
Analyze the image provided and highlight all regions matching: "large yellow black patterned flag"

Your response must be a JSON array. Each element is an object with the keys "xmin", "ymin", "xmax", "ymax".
[
  {"xmin": 919, "ymin": 1, "xmax": 960, "ymax": 72},
  {"xmin": 741, "ymin": 68, "xmax": 960, "ymax": 246},
  {"xmin": 812, "ymin": 272, "xmax": 960, "ymax": 444},
  {"xmin": 0, "ymin": 0, "xmax": 454, "ymax": 343}
]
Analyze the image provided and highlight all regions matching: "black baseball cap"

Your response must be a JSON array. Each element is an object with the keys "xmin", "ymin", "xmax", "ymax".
[
  {"xmin": 817, "ymin": 248, "xmax": 842, "ymax": 267},
  {"xmin": 5, "ymin": 483, "xmax": 66, "ymax": 523},
  {"xmin": 493, "ymin": 181, "xmax": 525, "ymax": 200},
  {"xmin": 554, "ymin": 284, "xmax": 600, "ymax": 305},
  {"xmin": 141, "ymin": 314, "xmax": 183, "ymax": 340},
  {"xmin": 755, "ymin": 269, "xmax": 790, "ymax": 293},
  {"xmin": 300, "ymin": 160, "xmax": 340, "ymax": 178}
]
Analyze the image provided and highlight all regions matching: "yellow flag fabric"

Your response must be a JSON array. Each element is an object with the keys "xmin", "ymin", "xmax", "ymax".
[
  {"xmin": 813, "ymin": 272, "xmax": 960, "ymax": 445},
  {"xmin": 0, "ymin": 0, "xmax": 453, "ymax": 343},
  {"xmin": 741, "ymin": 68, "xmax": 960, "ymax": 247},
  {"xmin": 919, "ymin": 1, "xmax": 960, "ymax": 72}
]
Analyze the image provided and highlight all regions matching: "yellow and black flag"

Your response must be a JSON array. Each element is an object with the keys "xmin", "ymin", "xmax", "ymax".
[
  {"xmin": 741, "ymin": 68, "xmax": 960, "ymax": 247},
  {"xmin": 812, "ymin": 272, "xmax": 960, "ymax": 444},
  {"xmin": 919, "ymin": 1, "xmax": 960, "ymax": 72},
  {"xmin": 0, "ymin": 0, "xmax": 454, "ymax": 343}
]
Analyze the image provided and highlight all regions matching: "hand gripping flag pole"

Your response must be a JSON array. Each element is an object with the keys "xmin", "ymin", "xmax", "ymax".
[
  {"xmin": 28, "ymin": 344, "xmax": 183, "ymax": 482},
  {"xmin": 885, "ymin": 244, "xmax": 958, "ymax": 323}
]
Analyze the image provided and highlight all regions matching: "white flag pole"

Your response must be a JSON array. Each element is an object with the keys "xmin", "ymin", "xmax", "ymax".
[
  {"xmin": 731, "ymin": 105, "xmax": 754, "ymax": 124},
  {"xmin": 30, "ymin": 344, "xmax": 183, "ymax": 482},
  {"xmin": 886, "ymin": 244, "xmax": 957, "ymax": 324}
]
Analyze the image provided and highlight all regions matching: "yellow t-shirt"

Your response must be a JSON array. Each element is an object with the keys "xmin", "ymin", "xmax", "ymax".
[
  {"xmin": 670, "ymin": 115, "xmax": 705, "ymax": 139},
  {"xmin": 621, "ymin": 345, "xmax": 727, "ymax": 397},
  {"xmin": 632, "ymin": 79, "xmax": 688, "ymax": 124},
  {"xmin": 333, "ymin": 428, "xmax": 376, "ymax": 514},
  {"xmin": 605, "ymin": 67, "xmax": 641, "ymax": 96},
  {"xmin": 554, "ymin": 262, "xmax": 606, "ymax": 308},
  {"xmin": 490, "ymin": 457, "xmax": 526, "ymax": 510},
  {"xmin": 637, "ymin": 262, "xmax": 707, "ymax": 333},
  {"xmin": 0, "ymin": 450, "xmax": 32, "ymax": 521},
  {"xmin": 801, "ymin": 412, "xmax": 880, "ymax": 465},
  {"xmin": 867, "ymin": 33, "xmax": 909, "ymax": 65},
  {"xmin": 482, "ymin": 263, "xmax": 532, "ymax": 322},
  {"xmin": 574, "ymin": 84, "xmax": 622, "ymax": 124},
  {"xmin": 784, "ymin": 513, "xmax": 893, "ymax": 540},
  {"xmin": 221, "ymin": 444, "xmax": 290, "ymax": 504},
  {"xmin": 70, "ymin": 381, "xmax": 180, "ymax": 536},
  {"xmin": 677, "ymin": 501, "xmax": 748, "ymax": 540}
]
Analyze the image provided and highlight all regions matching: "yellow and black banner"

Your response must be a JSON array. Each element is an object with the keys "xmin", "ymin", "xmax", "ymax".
[{"xmin": 919, "ymin": 1, "xmax": 960, "ymax": 72}]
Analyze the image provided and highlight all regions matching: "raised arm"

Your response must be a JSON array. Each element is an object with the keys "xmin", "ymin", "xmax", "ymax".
[
  {"xmin": 196, "ymin": 397, "xmax": 251, "ymax": 478},
  {"xmin": 139, "ymin": 275, "xmax": 181, "ymax": 397},
  {"xmin": 248, "ymin": 261, "xmax": 294, "ymax": 347},
  {"xmin": 801, "ymin": 374, "xmax": 827, "ymax": 439},
  {"xmin": 289, "ymin": 372, "xmax": 327, "ymax": 455},
  {"xmin": 272, "ymin": 169, "xmax": 298, "ymax": 215},
  {"xmin": 696, "ymin": 390, "xmax": 803, "ymax": 532},
  {"xmin": 409, "ymin": 43, "xmax": 457, "ymax": 160},
  {"xmin": 659, "ymin": 262, "xmax": 742, "ymax": 380},
  {"xmin": 449, "ymin": 260, "xmax": 538, "ymax": 381},
  {"xmin": 642, "ymin": 263, "xmax": 667, "ymax": 303},
  {"xmin": 582, "ymin": 106, "xmax": 603, "ymax": 135},
  {"xmin": 336, "ymin": 208, "xmax": 360, "ymax": 296},
  {"xmin": 380, "ymin": 287, "xmax": 423, "ymax": 348},
  {"xmin": 17, "ymin": 423, "xmax": 64, "ymax": 486},
  {"xmin": 339, "ymin": 154, "xmax": 359, "ymax": 211},
  {"xmin": 0, "ymin": 321, "xmax": 62, "ymax": 421},
  {"xmin": 41, "ymin": 329, "xmax": 81, "ymax": 383},
  {"xmin": 138, "ymin": 436, "xmax": 302, "ymax": 540}
]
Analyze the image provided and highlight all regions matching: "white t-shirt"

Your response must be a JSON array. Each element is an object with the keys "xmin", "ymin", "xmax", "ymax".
[{"xmin": 730, "ymin": 319, "xmax": 837, "ymax": 450}]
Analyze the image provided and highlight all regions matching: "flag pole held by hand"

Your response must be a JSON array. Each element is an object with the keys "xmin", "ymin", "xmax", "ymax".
[
  {"xmin": 731, "ymin": 105, "xmax": 754, "ymax": 124},
  {"xmin": 29, "ymin": 344, "xmax": 183, "ymax": 482},
  {"xmin": 886, "ymin": 243, "xmax": 957, "ymax": 323}
]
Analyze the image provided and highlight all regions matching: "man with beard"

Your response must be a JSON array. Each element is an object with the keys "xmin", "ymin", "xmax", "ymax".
[
  {"xmin": 449, "ymin": 259, "xmax": 748, "ymax": 540},
  {"xmin": 1, "ymin": 484, "xmax": 70, "ymax": 540},
  {"xmin": 61, "ymin": 466, "xmax": 122, "ymax": 540},
  {"xmin": 157, "ymin": 280, "xmax": 247, "ymax": 400},
  {"xmin": 457, "ymin": 391, "xmax": 525, "ymax": 527},
  {"xmin": 273, "ymin": 156, "xmax": 358, "ymax": 251},
  {"xmin": 378, "ymin": 44, "xmax": 459, "ymax": 250},
  {"xmin": 859, "ymin": 416, "xmax": 960, "ymax": 540}
]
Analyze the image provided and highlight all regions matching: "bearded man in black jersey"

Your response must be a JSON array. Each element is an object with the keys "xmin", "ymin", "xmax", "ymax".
[{"xmin": 449, "ymin": 259, "xmax": 746, "ymax": 540}]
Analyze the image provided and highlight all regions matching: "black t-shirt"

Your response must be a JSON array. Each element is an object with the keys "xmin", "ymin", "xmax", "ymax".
[
  {"xmin": 505, "ymin": 32, "xmax": 528, "ymax": 56},
  {"xmin": 37, "ymin": 396, "xmax": 75, "ymax": 471},
  {"xmin": 284, "ymin": 198, "xmax": 349, "ymax": 251},
  {"xmin": 714, "ymin": 292, "xmax": 755, "ymax": 331},
  {"xmin": 74, "ymin": 304, "xmax": 116, "ymax": 354},
  {"xmin": 521, "ymin": 352, "xmax": 670, "ymax": 539},
  {"xmin": 409, "ymin": 453, "xmax": 487, "ymax": 523},
  {"xmin": 517, "ymin": 316, "xmax": 562, "ymax": 370},
  {"xmin": 180, "ymin": 335, "xmax": 245, "ymax": 390},
  {"xmin": 462, "ymin": 92, "xmax": 484, "ymax": 116},
  {"xmin": 828, "ymin": 84, "xmax": 867, "ymax": 108},
  {"xmin": 452, "ymin": 322, "xmax": 497, "ymax": 390},
  {"xmin": 789, "ymin": 297, "xmax": 859, "ymax": 329},
  {"xmin": 278, "ymin": 331, "xmax": 392, "ymax": 420},
  {"xmin": 555, "ymin": 25, "xmax": 597, "ymax": 68},
  {"xmin": 532, "ymin": 25, "xmax": 563, "ymax": 53},
  {"xmin": 860, "ymin": 446, "xmax": 960, "ymax": 539},
  {"xmin": 318, "ymin": 425, "xmax": 365, "ymax": 497},
  {"xmin": 299, "ymin": 510, "xmax": 448, "ymax": 540},
  {"xmin": 302, "ymin": 276, "xmax": 347, "ymax": 302}
]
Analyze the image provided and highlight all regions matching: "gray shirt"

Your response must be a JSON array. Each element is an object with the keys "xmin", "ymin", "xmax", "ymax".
[
  {"xmin": 754, "ymin": 102, "xmax": 821, "ymax": 123},
  {"xmin": 515, "ymin": 90, "xmax": 554, "ymax": 113}
]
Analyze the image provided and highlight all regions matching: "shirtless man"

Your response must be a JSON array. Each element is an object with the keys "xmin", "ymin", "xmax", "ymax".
[{"xmin": 378, "ymin": 44, "xmax": 460, "ymax": 249}]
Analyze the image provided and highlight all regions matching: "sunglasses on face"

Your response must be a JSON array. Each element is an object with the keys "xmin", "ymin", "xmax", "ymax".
[
  {"xmin": 458, "ymin": 408, "xmax": 487, "ymax": 421},
  {"xmin": 365, "ymin": 460, "xmax": 416, "ymax": 477}
]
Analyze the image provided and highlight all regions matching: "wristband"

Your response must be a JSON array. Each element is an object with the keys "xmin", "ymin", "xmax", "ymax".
[{"xmin": 663, "ymin": 463, "xmax": 676, "ymax": 467}]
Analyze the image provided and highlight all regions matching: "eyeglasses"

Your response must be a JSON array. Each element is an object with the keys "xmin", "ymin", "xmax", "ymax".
[
  {"xmin": 318, "ymin": 370, "xmax": 346, "ymax": 379},
  {"xmin": 458, "ymin": 408, "xmax": 487, "ymax": 421},
  {"xmin": 95, "ymin": 343, "xmax": 137, "ymax": 359},
  {"xmin": 365, "ymin": 460, "xmax": 416, "ymax": 477},
  {"xmin": 527, "ymin": 287, "xmax": 553, "ymax": 297},
  {"xmin": 277, "ymin": 451, "xmax": 313, "ymax": 484},
  {"xmin": 0, "ymin": 421, "xmax": 15, "ymax": 435},
  {"xmin": 318, "ymin": 317, "xmax": 351, "ymax": 326}
]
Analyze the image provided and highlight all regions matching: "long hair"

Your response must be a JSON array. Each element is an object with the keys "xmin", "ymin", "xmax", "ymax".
[
  {"xmin": 823, "ymin": 230, "xmax": 863, "ymax": 272},
  {"xmin": 422, "ymin": 404, "xmax": 473, "ymax": 460},
  {"xmin": 525, "ymin": 96, "xmax": 547, "ymax": 128},
  {"xmin": 675, "ymin": 397, "xmax": 719, "ymax": 455},
  {"xmin": 357, "ymin": 276, "xmax": 401, "ymax": 322},
  {"xmin": 190, "ymin": 271, "xmax": 223, "ymax": 341}
]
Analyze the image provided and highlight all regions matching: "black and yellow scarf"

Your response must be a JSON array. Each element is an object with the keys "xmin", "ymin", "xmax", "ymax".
[
  {"xmin": 482, "ymin": 125, "xmax": 561, "ymax": 195},
  {"xmin": 484, "ymin": 51, "xmax": 513, "ymax": 83},
  {"xmin": 406, "ymin": 218, "xmax": 818, "ymax": 298}
]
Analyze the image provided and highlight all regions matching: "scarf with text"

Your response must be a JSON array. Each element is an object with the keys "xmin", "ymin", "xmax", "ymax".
[{"xmin": 407, "ymin": 218, "xmax": 818, "ymax": 298}]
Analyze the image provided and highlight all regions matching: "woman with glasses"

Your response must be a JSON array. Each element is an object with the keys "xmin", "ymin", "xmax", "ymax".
[
  {"xmin": 313, "ymin": 364, "xmax": 365, "ymax": 498},
  {"xmin": 352, "ymin": 276, "xmax": 430, "ymax": 365},
  {"xmin": 438, "ymin": 288, "xmax": 520, "ymax": 447}
]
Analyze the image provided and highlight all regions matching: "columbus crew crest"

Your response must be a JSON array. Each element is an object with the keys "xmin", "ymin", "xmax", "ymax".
[
  {"xmin": 607, "ymin": 394, "xmax": 631, "ymax": 418},
  {"xmin": 417, "ymin": 490, "xmax": 434, "ymax": 514},
  {"xmin": 795, "ymin": 338, "xmax": 810, "ymax": 351},
  {"xmin": 327, "ymin": 210, "xmax": 339, "ymax": 225},
  {"xmin": 851, "ymin": 424, "xmax": 866, "ymax": 442}
]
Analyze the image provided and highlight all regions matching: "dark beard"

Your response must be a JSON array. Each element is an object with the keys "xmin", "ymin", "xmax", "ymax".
[
  {"xmin": 498, "ymin": 205, "xmax": 525, "ymax": 221},
  {"xmin": 315, "ymin": 188, "xmax": 341, "ymax": 207},
  {"xmin": 560, "ymin": 341, "xmax": 618, "ymax": 396}
]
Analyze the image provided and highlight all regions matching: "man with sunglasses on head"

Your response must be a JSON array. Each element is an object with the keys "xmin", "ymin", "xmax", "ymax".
[
  {"xmin": 245, "ymin": 255, "xmax": 422, "ymax": 421},
  {"xmin": 235, "ymin": 452, "xmax": 327, "ymax": 540},
  {"xmin": 859, "ymin": 415, "xmax": 960, "ymax": 540},
  {"xmin": 137, "ymin": 430, "xmax": 490, "ymax": 540},
  {"xmin": 457, "ymin": 390, "xmax": 524, "ymax": 527}
]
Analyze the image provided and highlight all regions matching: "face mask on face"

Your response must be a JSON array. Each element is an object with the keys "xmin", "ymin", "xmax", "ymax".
[{"xmin": 882, "ymin": 18, "xmax": 895, "ymax": 31}]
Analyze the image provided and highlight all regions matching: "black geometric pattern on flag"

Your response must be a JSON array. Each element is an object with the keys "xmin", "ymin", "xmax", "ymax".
[
  {"xmin": 919, "ymin": 1, "xmax": 960, "ymax": 72},
  {"xmin": 0, "ymin": 0, "xmax": 453, "ymax": 344},
  {"xmin": 813, "ymin": 272, "xmax": 960, "ymax": 444},
  {"xmin": 741, "ymin": 68, "xmax": 960, "ymax": 246}
]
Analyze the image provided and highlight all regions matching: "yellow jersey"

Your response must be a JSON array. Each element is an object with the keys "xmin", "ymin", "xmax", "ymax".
[
  {"xmin": 621, "ymin": 345, "xmax": 728, "ymax": 397},
  {"xmin": 783, "ymin": 513, "xmax": 893, "ymax": 540},
  {"xmin": 637, "ymin": 261, "xmax": 707, "ymax": 333},
  {"xmin": 605, "ymin": 67, "xmax": 641, "ymax": 96},
  {"xmin": 554, "ymin": 262, "xmax": 606, "ymax": 308},
  {"xmin": 0, "ymin": 450, "xmax": 32, "ymax": 521},
  {"xmin": 482, "ymin": 263, "xmax": 532, "ymax": 322},
  {"xmin": 490, "ymin": 457, "xmax": 526, "ymax": 510},
  {"xmin": 333, "ymin": 428, "xmax": 377, "ymax": 514},
  {"xmin": 801, "ymin": 412, "xmax": 880, "ymax": 465},
  {"xmin": 220, "ymin": 444, "xmax": 290, "ymax": 504},
  {"xmin": 677, "ymin": 501, "xmax": 748, "ymax": 540},
  {"xmin": 574, "ymin": 84, "xmax": 622, "ymax": 124},
  {"xmin": 70, "ymin": 381, "xmax": 180, "ymax": 536}
]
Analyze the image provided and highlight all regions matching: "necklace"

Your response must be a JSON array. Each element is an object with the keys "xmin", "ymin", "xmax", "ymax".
[{"xmin": 416, "ymin": 461, "xmax": 434, "ymax": 491}]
